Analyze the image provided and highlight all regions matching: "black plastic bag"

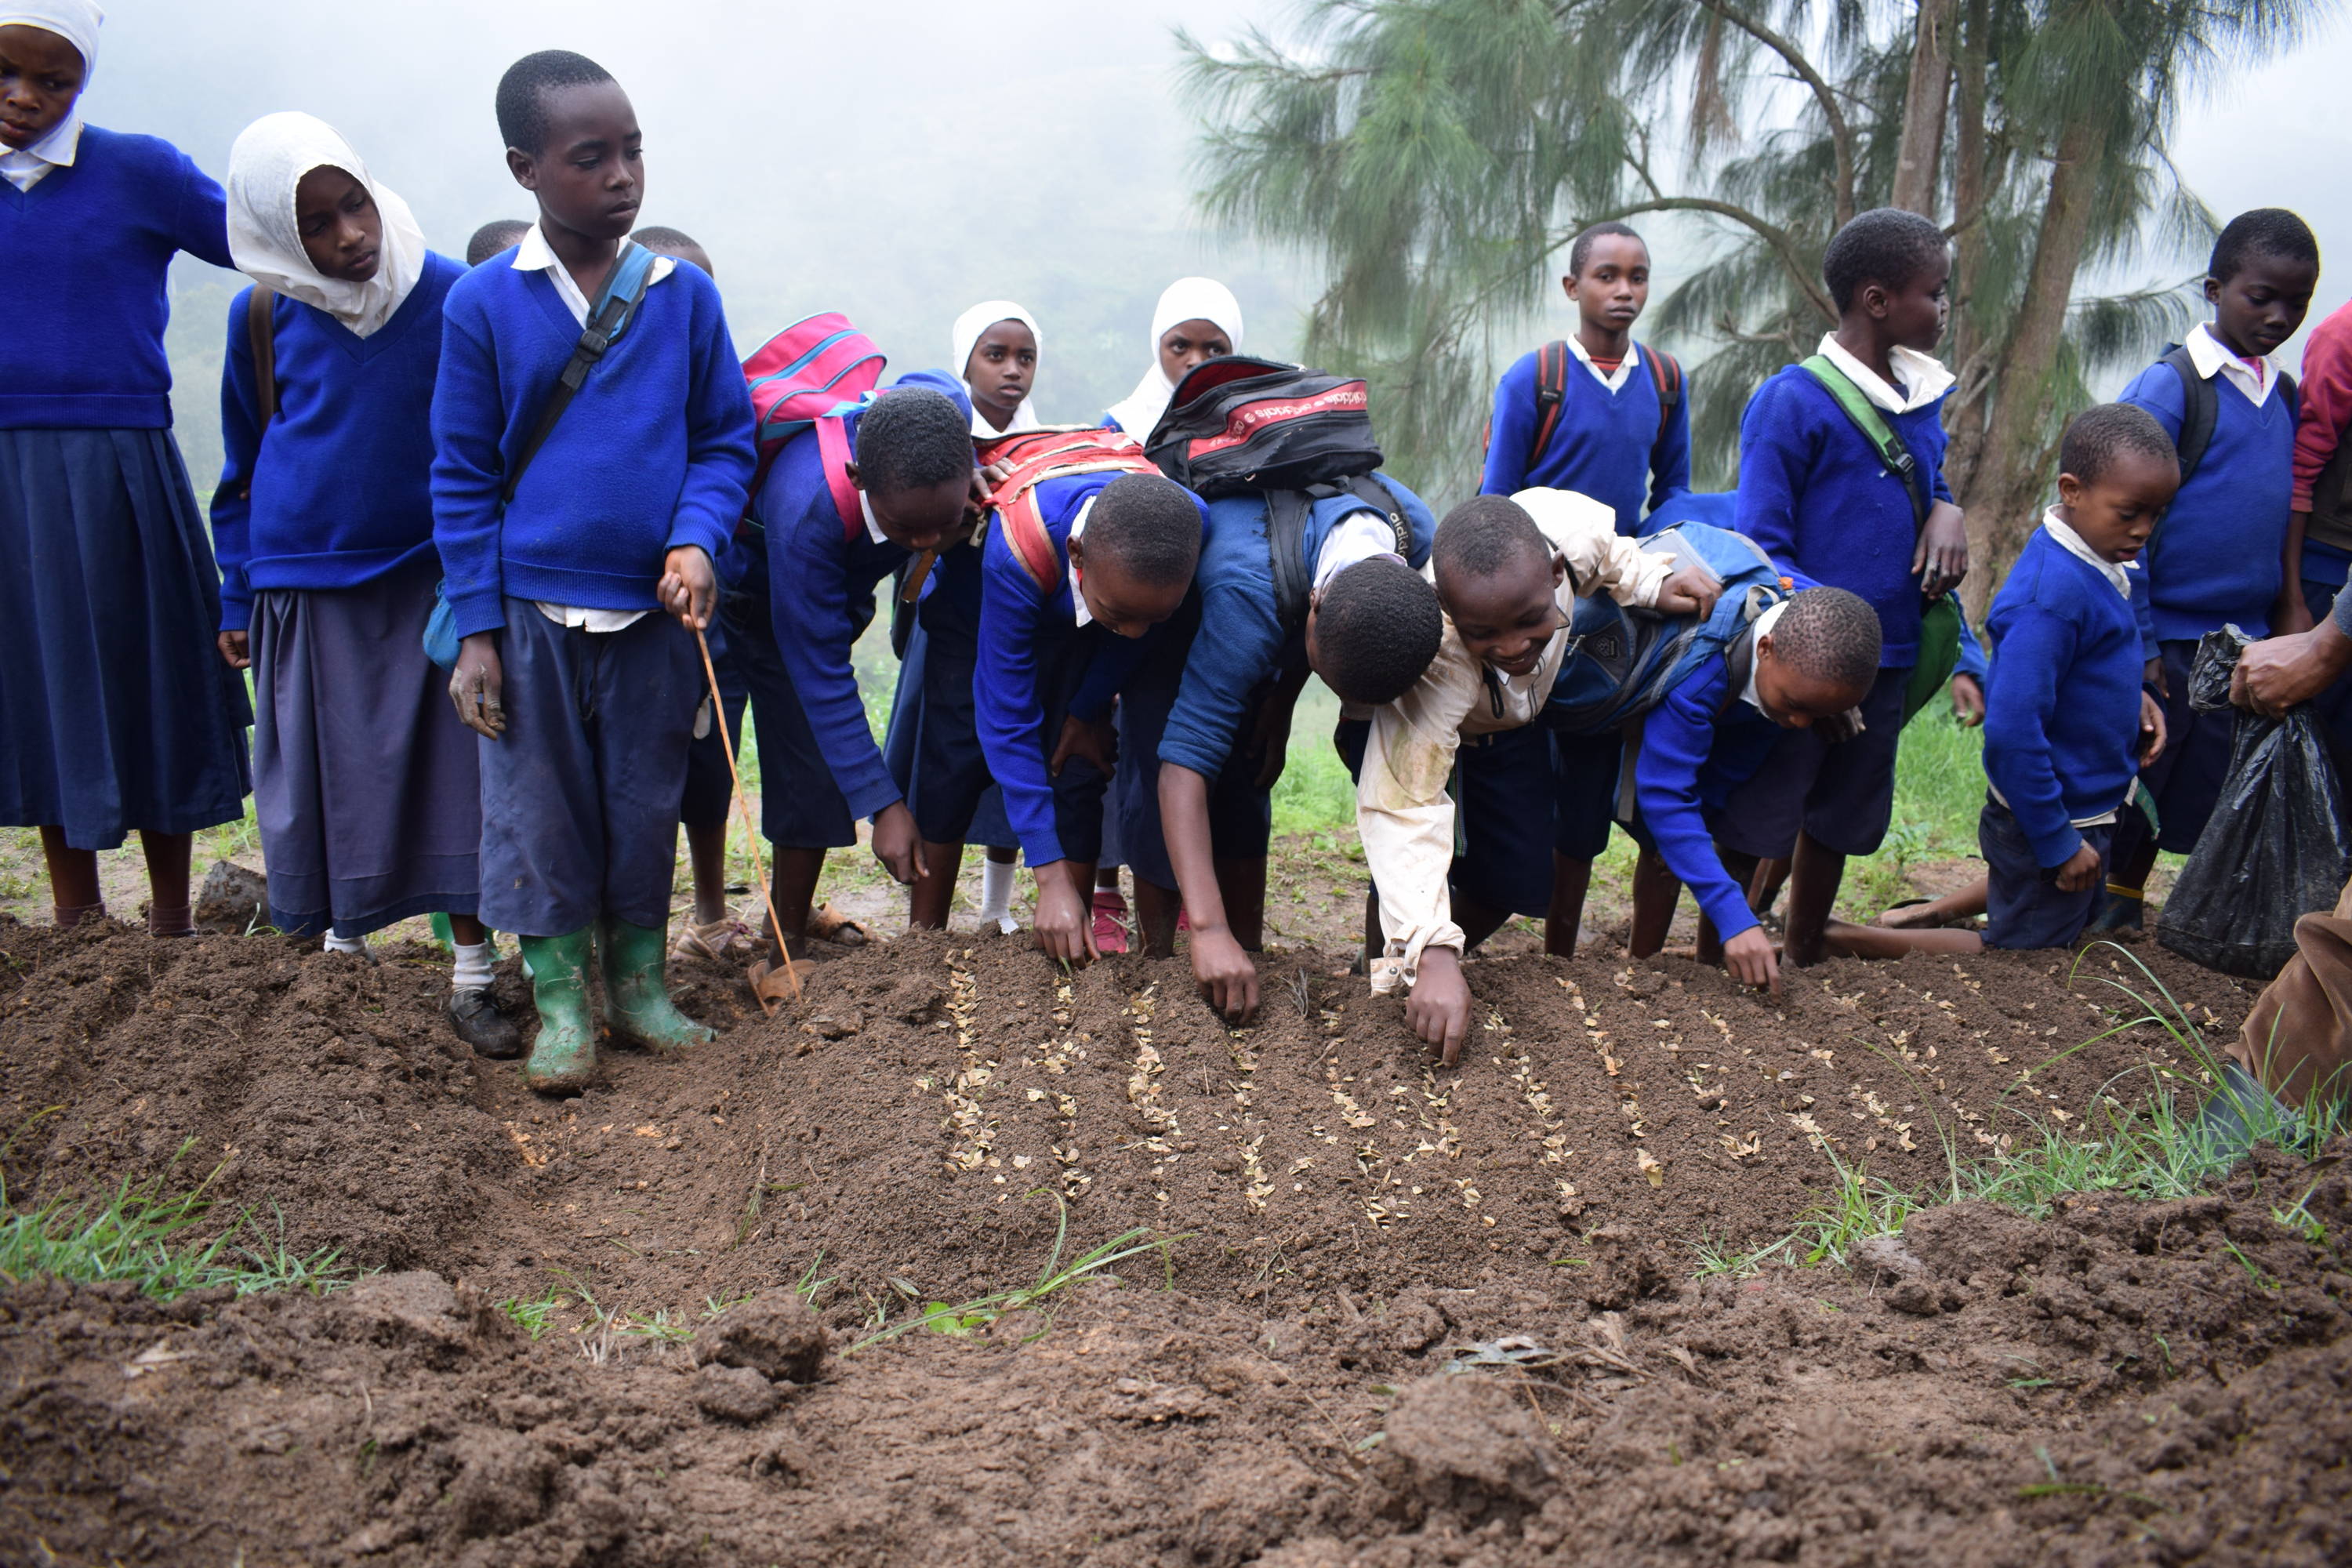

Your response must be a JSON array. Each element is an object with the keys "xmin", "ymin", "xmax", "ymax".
[{"xmin": 2157, "ymin": 627, "xmax": 2352, "ymax": 977}]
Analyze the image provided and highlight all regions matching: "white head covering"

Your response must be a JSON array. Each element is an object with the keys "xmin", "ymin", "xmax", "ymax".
[
  {"xmin": 1105, "ymin": 277, "xmax": 1244, "ymax": 439},
  {"xmin": 952, "ymin": 299, "xmax": 1044, "ymax": 437},
  {"xmin": 226, "ymin": 111, "xmax": 426, "ymax": 340},
  {"xmin": 0, "ymin": 2, "xmax": 102, "ymax": 80}
]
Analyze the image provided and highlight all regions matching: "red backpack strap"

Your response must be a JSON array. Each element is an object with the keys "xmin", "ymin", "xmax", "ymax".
[
  {"xmin": 816, "ymin": 414, "xmax": 864, "ymax": 540},
  {"xmin": 996, "ymin": 492, "xmax": 1065, "ymax": 594},
  {"xmin": 1526, "ymin": 340, "xmax": 1570, "ymax": 472},
  {"xmin": 978, "ymin": 427, "xmax": 1158, "ymax": 594},
  {"xmin": 1646, "ymin": 345, "xmax": 1682, "ymax": 443}
]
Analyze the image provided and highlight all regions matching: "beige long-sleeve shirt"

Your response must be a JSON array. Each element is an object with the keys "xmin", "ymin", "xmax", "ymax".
[{"xmin": 1358, "ymin": 488, "xmax": 1678, "ymax": 990}]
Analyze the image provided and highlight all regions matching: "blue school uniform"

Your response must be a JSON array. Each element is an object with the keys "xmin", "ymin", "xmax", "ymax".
[
  {"xmin": 1479, "ymin": 342, "xmax": 1691, "ymax": 532},
  {"xmin": 1978, "ymin": 526, "xmax": 2147, "ymax": 948},
  {"xmin": 212, "ymin": 252, "xmax": 481, "ymax": 936},
  {"xmin": 978, "ymin": 475, "xmax": 1208, "ymax": 867},
  {"xmin": 753, "ymin": 370, "xmax": 978, "ymax": 850},
  {"xmin": 1116, "ymin": 476, "xmax": 1436, "ymax": 891},
  {"xmin": 430, "ymin": 246, "xmax": 757, "ymax": 935},
  {"xmin": 0, "ymin": 127, "xmax": 252, "ymax": 851},
  {"xmin": 1628, "ymin": 639, "xmax": 1791, "ymax": 942}
]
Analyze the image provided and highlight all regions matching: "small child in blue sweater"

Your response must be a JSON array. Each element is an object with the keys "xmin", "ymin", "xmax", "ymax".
[
  {"xmin": 2102, "ymin": 209, "xmax": 2320, "ymax": 930},
  {"xmin": 1481, "ymin": 220, "xmax": 1693, "ymax": 959},
  {"xmin": 1, "ymin": 2, "xmax": 251, "ymax": 937},
  {"xmin": 975, "ymin": 470, "xmax": 1207, "ymax": 963},
  {"xmin": 1726, "ymin": 206, "xmax": 1969, "ymax": 969},
  {"xmin": 1825, "ymin": 406, "xmax": 2178, "ymax": 960},
  {"xmin": 211, "ymin": 111, "xmax": 515, "ymax": 1054},
  {"xmin": 431, "ymin": 51, "xmax": 757, "ymax": 1094}
]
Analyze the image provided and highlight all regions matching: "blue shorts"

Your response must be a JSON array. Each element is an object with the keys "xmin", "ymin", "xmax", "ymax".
[
  {"xmin": 679, "ymin": 595, "xmax": 751, "ymax": 833},
  {"xmin": 1716, "ymin": 663, "xmax": 1911, "ymax": 860},
  {"xmin": 1980, "ymin": 795, "xmax": 2112, "ymax": 950},
  {"xmin": 1335, "ymin": 718, "xmax": 1553, "ymax": 920},
  {"xmin": 1113, "ymin": 606, "xmax": 1276, "ymax": 891},
  {"xmin": 1551, "ymin": 731, "xmax": 1621, "ymax": 861}
]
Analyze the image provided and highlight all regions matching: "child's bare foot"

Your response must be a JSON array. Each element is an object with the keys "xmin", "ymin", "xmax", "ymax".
[{"xmin": 1877, "ymin": 899, "xmax": 1941, "ymax": 929}]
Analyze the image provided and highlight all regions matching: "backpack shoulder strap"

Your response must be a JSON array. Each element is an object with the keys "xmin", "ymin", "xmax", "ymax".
[
  {"xmin": 1797, "ymin": 355, "xmax": 1927, "ymax": 528},
  {"xmin": 2161, "ymin": 344, "xmax": 2219, "ymax": 486},
  {"xmin": 1266, "ymin": 490, "xmax": 1314, "ymax": 633},
  {"xmin": 248, "ymin": 285, "xmax": 279, "ymax": 426},
  {"xmin": 503, "ymin": 242, "xmax": 660, "ymax": 506},
  {"xmin": 817, "ymin": 415, "xmax": 864, "ymax": 541},
  {"xmin": 1526, "ymin": 340, "xmax": 1570, "ymax": 471},
  {"xmin": 997, "ymin": 492, "xmax": 1066, "ymax": 595},
  {"xmin": 1716, "ymin": 622, "xmax": 1762, "ymax": 717},
  {"xmin": 1343, "ymin": 474, "xmax": 1414, "ymax": 556},
  {"xmin": 1645, "ymin": 344, "xmax": 1681, "ymax": 445}
]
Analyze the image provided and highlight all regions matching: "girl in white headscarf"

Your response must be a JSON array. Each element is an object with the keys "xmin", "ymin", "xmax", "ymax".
[
  {"xmin": 208, "ymin": 113, "xmax": 519, "ymax": 1053},
  {"xmin": 953, "ymin": 299, "xmax": 1044, "ymax": 437},
  {"xmin": 1, "ymin": 0, "xmax": 257, "ymax": 946},
  {"xmin": 1104, "ymin": 277, "xmax": 1245, "ymax": 437}
]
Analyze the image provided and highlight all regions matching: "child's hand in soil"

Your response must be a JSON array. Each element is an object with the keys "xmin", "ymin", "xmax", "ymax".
[
  {"xmin": 1190, "ymin": 925, "xmax": 1259, "ymax": 1024},
  {"xmin": 1405, "ymin": 947, "xmax": 1472, "ymax": 1065},
  {"xmin": 1033, "ymin": 862, "xmax": 1100, "ymax": 965},
  {"xmin": 1723, "ymin": 927, "xmax": 1780, "ymax": 998},
  {"xmin": 2054, "ymin": 841, "xmax": 2102, "ymax": 894},
  {"xmin": 1050, "ymin": 715, "xmax": 1116, "ymax": 779},
  {"xmin": 216, "ymin": 630, "xmax": 250, "ymax": 671},
  {"xmin": 660, "ymin": 545, "xmax": 717, "ymax": 631},
  {"xmin": 450, "ymin": 633, "xmax": 506, "ymax": 739},
  {"xmin": 1949, "ymin": 673, "xmax": 1984, "ymax": 728},
  {"xmin": 870, "ymin": 802, "xmax": 927, "ymax": 885}
]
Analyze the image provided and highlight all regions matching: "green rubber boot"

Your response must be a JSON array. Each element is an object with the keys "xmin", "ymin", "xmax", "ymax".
[
  {"xmin": 600, "ymin": 917, "xmax": 715, "ymax": 1051},
  {"xmin": 517, "ymin": 929, "xmax": 597, "ymax": 1094}
]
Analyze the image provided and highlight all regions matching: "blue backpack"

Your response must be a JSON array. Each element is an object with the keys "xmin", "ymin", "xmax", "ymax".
[{"xmin": 1543, "ymin": 521, "xmax": 1791, "ymax": 737}]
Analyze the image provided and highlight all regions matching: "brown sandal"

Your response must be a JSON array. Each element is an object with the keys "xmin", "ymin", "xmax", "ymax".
[
  {"xmin": 806, "ymin": 902, "xmax": 869, "ymax": 946},
  {"xmin": 746, "ymin": 955, "xmax": 810, "ymax": 1014},
  {"xmin": 672, "ymin": 909, "xmax": 754, "ymax": 963}
]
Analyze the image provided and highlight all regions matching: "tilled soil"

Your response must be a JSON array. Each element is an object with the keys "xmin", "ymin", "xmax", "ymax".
[{"xmin": 3, "ymin": 916, "xmax": 2347, "ymax": 1566}]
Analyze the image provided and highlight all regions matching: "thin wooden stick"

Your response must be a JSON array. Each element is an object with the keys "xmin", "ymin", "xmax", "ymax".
[{"xmin": 695, "ymin": 626, "xmax": 801, "ymax": 1009}]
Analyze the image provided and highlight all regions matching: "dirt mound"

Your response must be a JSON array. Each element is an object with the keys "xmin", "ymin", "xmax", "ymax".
[{"xmin": 7, "ymin": 915, "xmax": 2345, "ymax": 1565}]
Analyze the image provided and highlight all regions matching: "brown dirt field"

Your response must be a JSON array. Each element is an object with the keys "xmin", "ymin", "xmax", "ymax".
[{"xmin": 3, "ymin": 916, "xmax": 2347, "ymax": 1567}]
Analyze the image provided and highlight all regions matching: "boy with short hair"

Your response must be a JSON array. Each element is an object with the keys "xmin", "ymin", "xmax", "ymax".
[
  {"xmin": 1727, "ymin": 205, "xmax": 1969, "ymax": 968},
  {"xmin": 1357, "ymin": 490, "xmax": 1719, "ymax": 1060},
  {"xmin": 464, "ymin": 219, "xmax": 529, "ymax": 267},
  {"xmin": 1480, "ymin": 220, "xmax": 1693, "ymax": 959},
  {"xmin": 433, "ymin": 51, "xmax": 757, "ymax": 1094},
  {"xmin": 2102, "ymin": 209, "xmax": 2321, "ymax": 927},
  {"xmin": 976, "ymin": 469, "xmax": 1207, "ymax": 962}
]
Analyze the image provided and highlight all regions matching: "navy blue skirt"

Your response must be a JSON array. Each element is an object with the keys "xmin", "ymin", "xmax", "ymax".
[{"xmin": 0, "ymin": 428, "xmax": 252, "ymax": 849}]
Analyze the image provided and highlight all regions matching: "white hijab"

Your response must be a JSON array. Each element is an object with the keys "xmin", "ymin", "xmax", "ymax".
[
  {"xmin": 952, "ymin": 299, "xmax": 1044, "ymax": 437},
  {"xmin": 226, "ymin": 112, "xmax": 427, "ymax": 340},
  {"xmin": 0, "ymin": 2, "xmax": 100, "ymax": 79},
  {"xmin": 1105, "ymin": 277, "xmax": 1245, "ymax": 439}
]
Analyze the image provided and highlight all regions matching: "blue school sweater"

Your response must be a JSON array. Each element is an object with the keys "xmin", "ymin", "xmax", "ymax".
[
  {"xmin": 1734, "ymin": 368, "xmax": 1954, "ymax": 667},
  {"xmin": 761, "ymin": 368, "xmax": 972, "ymax": 821},
  {"xmin": 1158, "ymin": 474, "xmax": 1436, "ymax": 779},
  {"xmin": 1479, "ymin": 345, "xmax": 1691, "ymax": 531},
  {"xmin": 1632, "ymin": 624, "xmax": 1801, "ymax": 942},
  {"xmin": 430, "ymin": 256, "xmax": 757, "ymax": 637},
  {"xmin": 978, "ymin": 474, "xmax": 1209, "ymax": 864},
  {"xmin": 0, "ymin": 126, "xmax": 233, "ymax": 429},
  {"xmin": 209, "ymin": 252, "xmax": 463, "ymax": 632},
  {"xmin": 2121, "ymin": 353, "xmax": 2297, "ymax": 642},
  {"xmin": 1982, "ymin": 529, "xmax": 2147, "ymax": 869}
]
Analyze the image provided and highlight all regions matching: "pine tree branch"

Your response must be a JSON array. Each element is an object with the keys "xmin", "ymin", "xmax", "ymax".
[
  {"xmin": 1695, "ymin": 0, "xmax": 1857, "ymax": 225},
  {"xmin": 1598, "ymin": 196, "xmax": 1838, "ymax": 322}
]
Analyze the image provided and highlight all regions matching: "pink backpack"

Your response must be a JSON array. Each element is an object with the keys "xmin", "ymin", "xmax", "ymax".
[{"xmin": 742, "ymin": 312, "xmax": 885, "ymax": 533}]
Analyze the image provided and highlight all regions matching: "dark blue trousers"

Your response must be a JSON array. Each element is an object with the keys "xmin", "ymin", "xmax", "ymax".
[
  {"xmin": 477, "ymin": 601, "xmax": 699, "ymax": 936},
  {"xmin": 1981, "ymin": 796, "xmax": 2113, "ymax": 950}
]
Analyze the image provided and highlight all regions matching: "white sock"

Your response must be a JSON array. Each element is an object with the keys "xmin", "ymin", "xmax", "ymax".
[
  {"xmin": 452, "ymin": 941, "xmax": 494, "ymax": 992},
  {"xmin": 324, "ymin": 931, "xmax": 368, "ymax": 957},
  {"xmin": 979, "ymin": 858, "xmax": 1017, "ymax": 925}
]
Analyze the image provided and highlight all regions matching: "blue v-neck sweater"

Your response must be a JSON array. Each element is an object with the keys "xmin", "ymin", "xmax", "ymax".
[
  {"xmin": 1478, "ymin": 343, "xmax": 1691, "ymax": 531},
  {"xmin": 0, "ymin": 125, "xmax": 233, "ymax": 429},
  {"xmin": 429, "ymin": 256, "xmax": 757, "ymax": 637},
  {"xmin": 209, "ymin": 251, "xmax": 463, "ymax": 631}
]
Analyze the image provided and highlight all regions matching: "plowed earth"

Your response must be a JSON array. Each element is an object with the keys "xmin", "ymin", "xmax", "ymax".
[{"xmin": 3, "ymin": 916, "xmax": 2347, "ymax": 1567}]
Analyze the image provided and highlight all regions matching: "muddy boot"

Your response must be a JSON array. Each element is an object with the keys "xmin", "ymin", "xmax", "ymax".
[
  {"xmin": 448, "ymin": 987, "xmax": 523, "ymax": 1058},
  {"xmin": 599, "ymin": 917, "xmax": 715, "ymax": 1051},
  {"xmin": 517, "ymin": 929, "xmax": 597, "ymax": 1094},
  {"xmin": 2193, "ymin": 1057, "xmax": 2302, "ymax": 1157}
]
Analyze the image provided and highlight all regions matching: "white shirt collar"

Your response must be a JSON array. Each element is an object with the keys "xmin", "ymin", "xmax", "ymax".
[
  {"xmin": 2041, "ymin": 508, "xmax": 2132, "ymax": 599},
  {"xmin": 1816, "ymin": 333, "xmax": 1956, "ymax": 416},
  {"xmin": 1312, "ymin": 509, "xmax": 1404, "ymax": 591},
  {"xmin": 1565, "ymin": 334, "xmax": 1641, "ymax": 394},
  {"xmin": 0, "ymin": 113, "xmax": 82, "ymax": 192},
  {"xmin": 1068, "ymin": 495, "xmax": 1097, "ymax": 626},
  {"xmin": 858, "ymin": 489, "xmax": 887, "ymax": 546},
  {"xmin": 2185, "ymin": 321, "xmax": 2275, "ymax": 408},
  {"xmin": 1740, "ymin": 599, "xmax": 1790, "ymax": 714},
  {"xmin": 510, "ymin": 223, "xmax": 675, "ymax": 328}
]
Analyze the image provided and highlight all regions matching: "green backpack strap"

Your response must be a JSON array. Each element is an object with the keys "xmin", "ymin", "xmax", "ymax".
[{"xmin": 1798, "ymin": 355, "xmax": 1929, "ymax": 529}]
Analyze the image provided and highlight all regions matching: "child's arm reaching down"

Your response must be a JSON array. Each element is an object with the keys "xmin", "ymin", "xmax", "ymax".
[{"xmin": 1635, "ymin": 659, "xmax": 1780, "ymax": 996}]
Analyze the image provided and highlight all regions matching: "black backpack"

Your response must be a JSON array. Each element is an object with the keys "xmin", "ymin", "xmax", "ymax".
[
  {"xmin": 1146, "ymin": 356, "xmax": 1407, "ymax": 632},
  {"xmin": 2160, "ymin": 342, "xmax": 2299, "ymax": 485}
]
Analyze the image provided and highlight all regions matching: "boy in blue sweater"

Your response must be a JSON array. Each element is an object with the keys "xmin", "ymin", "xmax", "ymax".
[
  {"xmin": 2101, "ymin": 209, "xmax": 2319, "ymax": 930},
  {"xmin": 977, "ymin": 470, "xmax": 1207, "ymax": 963},
  {"xmin": 1480, "ymin": 220, "xmax": 1693, "ymax": 959},
  {"xmin": 754, "ymin": 377, "xmax": 978, "ymax": 974},
  {"xmin": 1121, "ymin": 474, "xmax": 1438, "ymax": 1022},
  {"xmin": 1729, "ymin": 206, "xmax": 1969, "ymax": 968},
  {"xmin": 1827, "ymin": 406, "xmax": 2178, "ymax": 960},
  {"xmin": 432, "ymin": 51, "xmax": 757, "ymax": 1094}
]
